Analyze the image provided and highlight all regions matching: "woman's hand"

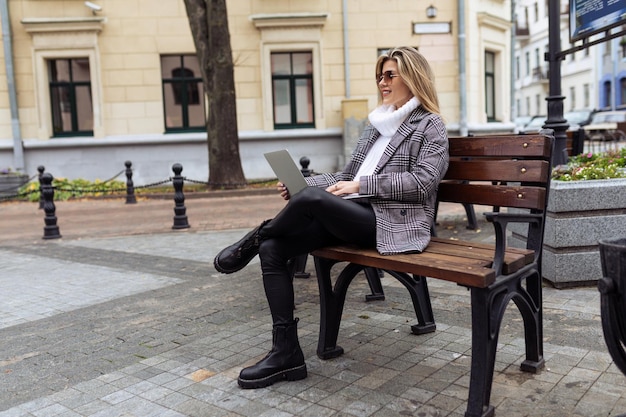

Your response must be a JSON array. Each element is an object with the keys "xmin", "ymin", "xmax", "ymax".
[
  {"xmin": 277, "ymin": 182, "xmax": 291, "ymax": 200},
  {"xmin": 325, "ymin": 181, "xmax": 360, "ymax": 196}
]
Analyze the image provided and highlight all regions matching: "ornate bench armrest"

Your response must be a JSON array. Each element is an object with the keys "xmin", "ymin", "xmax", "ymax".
[{"xmin": 484, "ymin": 211, "xmax": 544, "ymax": 276}]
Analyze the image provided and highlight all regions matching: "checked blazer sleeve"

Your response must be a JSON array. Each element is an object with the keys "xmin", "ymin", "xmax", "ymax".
[{"xmin": 306, "ymin": 106, "xmax": 449, "ymax": 255}]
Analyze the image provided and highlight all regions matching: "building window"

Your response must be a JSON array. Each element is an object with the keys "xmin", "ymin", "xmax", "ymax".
[
  {"xmin": 533, "ymin": 48, "xmax": 541, "ymax": 79},
  {"xmin": 584, "ymin": 83, "xmax": 590, "ymax": 108},
  {"xmin": 536, "ymin": 94, "xmax": 542, "ymax": 115},
  {"xmin": 604, "ymin": 81, "xmax": 612, "ymax": 108},
  {"xmin": 48, "ymin": 58, "xmax": 93, "ymax": 137},
  {"xmin": 569, "ymin": 86, "xmax": 576, "ymax": 110},
  {"xmin": 515, "ymin": 56, "xmax": 520, "ymax": 80},
  {"xmin": 525, "ymin": 97, "xmax": 530, "ymax": 116},
  {"xmin": 525, "ymin": 51, "xmax": 530, "ymax": 76},
  {"xmin": 534, "ymin": 2, "xmax": 539, "ymax": 22},
  {"xmin": 485, "ymin": 51, "xmax": 496, "ymax": 121},
  {"xmin": 620, "ymin": 78, "xmax": 626, "ymax": 107},
  {"xmin": 161, "ymin": 55, "xmax": 205, "ymax": 132},
  {"xmin": 524, "ymin": 7, "xmax": 529, "ymax": 26},
  {"xmin": 271, "ymin": 52, "xmax": 314, "ymax": 129}
]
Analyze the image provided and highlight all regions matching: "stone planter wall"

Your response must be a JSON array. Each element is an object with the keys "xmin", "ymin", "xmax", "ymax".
[
  {"xmin": 0, "ymin": 174, "xmax": 29, "ymax": 197},
  {"xmin": 509, "ymin": 178, "xmax": 626, "ymax": 288}
]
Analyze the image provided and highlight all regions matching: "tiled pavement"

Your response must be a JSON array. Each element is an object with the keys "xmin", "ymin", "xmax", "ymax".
[{"xmin": 1, "ymin": 193, "xmax": 625, "ymax": 417}]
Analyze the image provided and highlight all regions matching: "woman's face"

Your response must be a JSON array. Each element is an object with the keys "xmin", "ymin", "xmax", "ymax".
[{"xmin": 377, "ymin": 59, "xmax": 412, "ymax": 109}]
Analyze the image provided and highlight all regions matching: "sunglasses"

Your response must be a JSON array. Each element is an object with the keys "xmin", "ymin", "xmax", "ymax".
[{"xmin": 376, "ymin": 71, "xmax": 399, "ymax": 83}]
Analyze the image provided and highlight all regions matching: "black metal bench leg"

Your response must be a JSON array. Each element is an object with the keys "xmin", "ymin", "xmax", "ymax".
[
  {"xmin": 313, "ymin": 257, "xmax": 363, "ymax": 359},
  {"xmin": 517, "ymin": 270, "xmax": 545, "ymax": 372},
  {"xmin": 292, "ymin": 253, "xmax": 311, "ymax": 278},
  {"xmin": 385, "ymin": 271, "xmax": 436, "ymax": 334},
  {"xmin": 364, "ymin": 267, "xmax": 385, "ymax": 301},
  {"xmin": 463, "ymin": 203, "xmax": 477, "ymax": 230},
  {"xmin": 465, "ymin": 287, "xmax": 499, "ymax": 417}
]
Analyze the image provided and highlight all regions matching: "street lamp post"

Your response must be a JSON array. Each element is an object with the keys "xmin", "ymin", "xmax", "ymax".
[{"xmin": 545, "ymin": 0, "xmax": 569, "ymax": 166}]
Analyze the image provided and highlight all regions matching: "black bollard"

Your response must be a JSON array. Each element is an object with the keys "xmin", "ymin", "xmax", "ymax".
[
  {"xmin": 171, "ymin": 163, "xmax": 190, "ymax": 229},
  {"xmin": 292, "ymin": 156, "xmax": 312, "ymax": 279},
  {"xmin": 124, "ymin": 160, "xmax": 137, "ymax": 204},
  {"xmin": 299, "ymin": 156, "xmax": 312, "ymax": 177},
  {"xmin": 37, "ymin": 165, "xmax": 45, "ymax": 209},
  {"xmin": 41, "ymin": 172, "xmax": 61, "ymax": 239}
]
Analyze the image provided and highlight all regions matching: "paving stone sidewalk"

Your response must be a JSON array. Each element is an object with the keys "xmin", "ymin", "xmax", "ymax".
[{"xmin": 0, "ymin": 195, "xmax": 625, "ymax": 417}]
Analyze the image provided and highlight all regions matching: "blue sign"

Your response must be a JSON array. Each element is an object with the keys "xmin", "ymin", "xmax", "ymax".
[{"xmin": 570, "ymin": 0, "xmax": 626, "ymax": 41}]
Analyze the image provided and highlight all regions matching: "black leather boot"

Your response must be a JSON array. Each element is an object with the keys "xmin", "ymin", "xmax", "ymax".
[
  {"xmin": 238, "ymin": 319, "xmax": 307, "ymax": 389},
  {"xmin": 214, "ymin": 219, "xmax": 271, "ymax": 274}
]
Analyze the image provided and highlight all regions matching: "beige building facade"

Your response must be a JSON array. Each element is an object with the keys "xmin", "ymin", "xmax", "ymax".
[{"xmin": 0, "ymin": 0, "xmax": 514, "ymax": 183}]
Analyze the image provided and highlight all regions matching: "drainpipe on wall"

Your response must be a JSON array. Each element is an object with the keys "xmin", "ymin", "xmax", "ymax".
[
  {"xmin": 0, "ymin": 0, "xmax": 25, "ymax": 171},
  {"xmin": 457, "ymin": 0, "xmax": 468, "ymax": 136},
  {"xmin": 511, "ymin": 0, "xmax": 517, "ymax": 121},
  {"xmin": 342, "ymin": 0, "xmax": 350, "ymax": 98}
]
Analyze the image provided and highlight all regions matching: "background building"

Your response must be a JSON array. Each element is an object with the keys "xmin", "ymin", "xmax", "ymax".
[
  {"xmin": 514, "ymin": 0, "xmax": 626, "ymax": 122},
  {"xmin": 0, "ymin": 0, "xmax": 514, "ymax": 183}
]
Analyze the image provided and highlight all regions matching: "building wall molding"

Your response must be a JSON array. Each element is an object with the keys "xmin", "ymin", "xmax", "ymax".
[{"xmin": 21, "ymin": 17, "xmax": 105, "ymax": 139}]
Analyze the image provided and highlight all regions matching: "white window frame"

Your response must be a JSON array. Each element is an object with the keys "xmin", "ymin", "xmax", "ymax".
[
  {"xmin": 251, "ymin": 13, "xmax": 327, "ymax": 131},
  {"xmin": 22, "ymin": 18, "xmax": 104, "ymax": 139}
]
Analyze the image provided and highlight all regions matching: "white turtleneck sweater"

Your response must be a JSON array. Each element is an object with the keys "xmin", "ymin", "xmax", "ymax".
[{"xmin": 353, "ymin": 97, "xmax": 420, "ymax": 180}]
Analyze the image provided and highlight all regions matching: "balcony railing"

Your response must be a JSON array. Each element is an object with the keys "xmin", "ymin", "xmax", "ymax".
[
  {"xmin": 516, "ymin": 26, "xmax": 529, "ymax": 37},
  {"xmin": 532, "ymin": 66, "xmax": 549, "ymax": 82}
]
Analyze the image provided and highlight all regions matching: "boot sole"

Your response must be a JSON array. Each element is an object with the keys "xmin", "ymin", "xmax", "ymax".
[{"xmin": 237, "ymin": 363, "xmax": 307, "ymax": 389}]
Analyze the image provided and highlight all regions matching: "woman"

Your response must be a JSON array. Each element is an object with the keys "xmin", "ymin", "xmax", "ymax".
[{"xmin": 214, "ymin": 46, "xmax": 449, "ymax": 389}]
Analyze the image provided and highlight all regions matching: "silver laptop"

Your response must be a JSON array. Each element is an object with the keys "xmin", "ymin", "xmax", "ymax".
[
  {"xmin": 263, "ymin": 149, "xmax": 373, "ymax": 200},
  {"xmin": 263, "ymin": 150, "xmax": 309, "ymax": 195}
]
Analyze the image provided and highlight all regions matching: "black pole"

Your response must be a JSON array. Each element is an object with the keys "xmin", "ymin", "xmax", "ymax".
[
  {"xmin": 37, "ymin": 165, "xmax": 45, "ymax": 209},
  {"xmin": 545, "ymin": 0, "xmax": 569, "ymax": 166},
  {"xmin": 41, "ymin": 172, "xmax": 61, "ymax": 239},
  {"xmin": 124, "ymin": 160, "xmax": 137, "ymax": 204},
  {"xmin": 171, "ymin": 163, "xmax": 190, "ymax": 229},
  {"xmin": 292, "ymin": 156, "xmax": 312, "ymax": 279}
]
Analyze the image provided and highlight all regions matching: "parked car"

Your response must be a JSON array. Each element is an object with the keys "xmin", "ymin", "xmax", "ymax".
[
  {"xmin": 521, "ymin": 115, "xmax": 546, "ymax": 133},
  {"xmin": 564, "ymin": 109, "xmax": 596, "ymax": 130},
  {"xmin": 514, "ymin": 115, "xmax": 533, "ymax": 133},
  {"xmin": 583, "ymin": 110, "xmax": 626, "ymax": 141},
  {"xmin": 522, "ymin": 110, "xmax": 598, "ymax": 134}
]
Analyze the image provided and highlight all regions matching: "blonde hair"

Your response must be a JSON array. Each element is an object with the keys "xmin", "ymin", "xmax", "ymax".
[{"xmin": 375, "ymin": 46, "xmax": 440, "ymax": 115}]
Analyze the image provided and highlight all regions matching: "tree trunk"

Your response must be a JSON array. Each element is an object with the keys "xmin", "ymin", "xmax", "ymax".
[{"xmin": 183, "ymin": 0, "xmax": 246, "ymax": 189}]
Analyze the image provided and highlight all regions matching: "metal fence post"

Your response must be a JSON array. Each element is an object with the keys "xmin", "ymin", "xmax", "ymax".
[
  {"xmin": 292, "ymin": 156, "xmax": 312, "ymax": 279},
  {"xmin": 41, "ymin": 172, "xmax": 61, "ymax": 239},
  {"xmin": 125, "ymin": 160, "xmax": 137, "ymax": 204},
  {"xmin": 37, "ymin": 165, "xmax": 45, "ymax": 209},
  {"xmin": 171, "ymin": 163, "xmax": 190, "ymax": 229}
]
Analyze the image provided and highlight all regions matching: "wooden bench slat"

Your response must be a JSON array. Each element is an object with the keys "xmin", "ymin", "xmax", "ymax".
[
  {"xmin": 427, "ymin": 238, "xmax": 533, "ymax": 275},
  {"xmin": 312, "ymin": 245, "xmax": 497, "ymax": 287},
  {"xmin": 437, "ymin": 183, "xmax": 546, "ymax": 210},
  {"xmin": 445, "ymin": 160, "xmax": 551, "ymax": 183},
  {"xmin": 429, "ymin": 237, "xmax": 532, "ymax": 258},
  {"xmin": 430, "ymin": 238, "xmax": 535, "ymax": 267},
  {"xmin": 448, "ymin": 134, "xmax": 552, "ymax": 158}
]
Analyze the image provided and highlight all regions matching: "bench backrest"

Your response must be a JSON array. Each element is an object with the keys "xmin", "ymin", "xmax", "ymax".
[{"xmin": 438, "ymin": 133, "xmax": 554, "ymax": 211}]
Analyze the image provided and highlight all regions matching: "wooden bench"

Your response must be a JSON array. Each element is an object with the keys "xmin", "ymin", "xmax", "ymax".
[
  {"xmin": 565, "ymin": 128, "xmax": 584, "ymax": 156},
  {"xmin": 311, "ymin": 132, "xmax": 554, "ymax": 417}
]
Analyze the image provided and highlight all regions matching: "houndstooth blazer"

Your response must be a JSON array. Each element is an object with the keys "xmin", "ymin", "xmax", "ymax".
[{"xmin": 305, "ymin": 106, "xmax": 449, "ymax": 255}]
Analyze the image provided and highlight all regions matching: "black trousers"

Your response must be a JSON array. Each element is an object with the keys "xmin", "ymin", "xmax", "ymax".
[{"xmin": 258, "ymin": 187, "xmax": 377, "ymax": 323}]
